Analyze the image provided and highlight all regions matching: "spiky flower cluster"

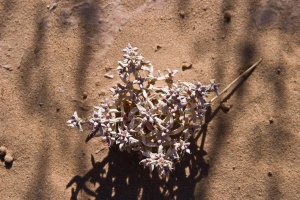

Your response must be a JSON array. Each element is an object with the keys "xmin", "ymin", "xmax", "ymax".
[{"xmin": 67, "ymin": 44, "xmax": 220, "ymax": 177}]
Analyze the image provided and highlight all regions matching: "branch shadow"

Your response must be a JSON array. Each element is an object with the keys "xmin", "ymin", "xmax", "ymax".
[
  {"xmin": 17, "ymin": 2, "xmax": 64, "ymax": 125},
  {"xmin": 16, "ymin": 5, "xmax": 57, "ymax": 198},
  {"xmin": 250, "ymin": 1, "xmax": 298, "ymax": 198},
  {"xmin": 0, "ymin": 0, "xmax": 16, "ymax": 39},
  {"xmin": 16, "ymin": 1, "xmax": 102, "ymax": 199},
  {"xmin": 71, "ymin": 0, "xmax": 101, "ymax": 100}
]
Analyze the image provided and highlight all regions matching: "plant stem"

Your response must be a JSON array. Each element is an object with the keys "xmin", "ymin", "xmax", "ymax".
[{"xmin": 209, "ymin": 58, "xmax": 262, "ymax": 103}]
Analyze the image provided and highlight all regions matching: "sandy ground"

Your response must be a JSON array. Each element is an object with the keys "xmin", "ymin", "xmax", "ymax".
[{"xmin": 0, "ymin": 0, "xmax": 300, "ymax": 199}]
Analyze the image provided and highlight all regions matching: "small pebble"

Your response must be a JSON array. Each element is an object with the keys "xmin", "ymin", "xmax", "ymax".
[
  {"xmin": 179, "ymin": 11, "xmax": 185, "ymax": 18},
  {"xmin": 258, "ymin": 193, "xmax": 262, "ymax": 196},
  {"xmin": 47, "ymin": 3, "xmax": 57, "ymax": 11},
  {"xmin": 1, "ymin": 64, "xmax": 13, "ymax": 71},
  {"xmin": 4, "ymin": 154, "xmax": 13, "ymax": 164},
  {"xmin": 233, "ymin": 166, "xmax": 236, "ymax": 170},
  {"xmin": 269, "ymin": 118, "xmax": 274, "ymax": 124},
  {"xmin": 155, "ymin": 44, "xmax": 162, "ymax": 52},
  {"xmin": 221, "ymin": 102, "xmax": 231, "ymax": 111},
  {"xmin": 268, "ymin": 171, "xmax": 272, "ymax": 177},
  {"xmin": 83, "ymin": 92, "xmax": 88, "ymax": 99},
  {"xmin": 224, "ymin": 11, "xmax": 231, "ymax": 23},
  {"xmin": 277, "ymin": 68, "xmax": 281, "ymax": 74},
  {"xmin": 98, "ymin": 90, "xmax": 106, "ymax": 96},
  {"xmin": 182, "ymin": 62, "xmax": 193, "ymax": 71},
  {"xmin": 0, "ymin": 146, "xmax": 7, "ymax": 156}
]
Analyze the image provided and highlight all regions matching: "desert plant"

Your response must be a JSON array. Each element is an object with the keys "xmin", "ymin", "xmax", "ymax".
[{"xmin": 67, "ymin": 44, "xmax": 261, "ymax": 177}]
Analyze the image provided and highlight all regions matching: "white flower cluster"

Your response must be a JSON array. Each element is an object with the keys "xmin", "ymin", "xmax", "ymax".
[{"xmin": 67, "ymin": 44, "xmax": 220, "ymax": 177}]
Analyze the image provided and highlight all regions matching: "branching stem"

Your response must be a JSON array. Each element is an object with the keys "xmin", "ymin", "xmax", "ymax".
[{"xmin": 209, "ymin": 58, "xmax": 262, "ymax": 103}]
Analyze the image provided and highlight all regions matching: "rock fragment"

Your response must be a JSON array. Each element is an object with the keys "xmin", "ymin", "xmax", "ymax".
[
  {"xmin": 4, "ymin": 154, "xmax": 13, "ymax": 164},
  {"xmin": 83, "ymin": 92, "xmax": 88, "ymax": 99},
  {"xmin": 182, "ymin": 62, "xmax": 192, "ymax": 71},
  {"xmin": 221, "ymin": 102, "xmax": 232, "ymax": 112},
  {"xmin": 0, "ymin": 64, "xmax": 13, "ymax": 71},
  {"xmin": 155, "ymin": 44, "xmax": 162, "ymax": 52},
  {"xmin": 268, "ymin": 171, "xmax": 273, "ymax": 177},
  {"xmin": 179, "ymin": 11, "xmax": 185, "ymax": 18},
  {"xmin": 0, "ymin": 146, "xmax": 7, "ymax": 156}
]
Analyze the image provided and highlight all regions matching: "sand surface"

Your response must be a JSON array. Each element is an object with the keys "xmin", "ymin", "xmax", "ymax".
[{"xmin": 0, "ymin": 0, "xmax": 300, "ymax": 199}]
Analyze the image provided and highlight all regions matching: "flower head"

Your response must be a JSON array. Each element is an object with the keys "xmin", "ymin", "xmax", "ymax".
[{"xmin": 66, "ymin": 111, "xmax": 83, "ymax": 132}]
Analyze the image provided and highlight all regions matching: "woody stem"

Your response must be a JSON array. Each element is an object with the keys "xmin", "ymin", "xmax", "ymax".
[{"xmin": 209, "ymin": 58, "xmax": 263, "ymax": 103}]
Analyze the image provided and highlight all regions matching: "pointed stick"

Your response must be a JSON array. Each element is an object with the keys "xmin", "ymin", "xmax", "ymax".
[{"xmin": 209, "ymin": 58, "xmax": 262, "ymax": 103}]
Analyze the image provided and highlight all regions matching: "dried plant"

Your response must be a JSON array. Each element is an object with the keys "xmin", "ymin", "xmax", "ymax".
[{"xmin": 67, "ymin": 44, "xmax": 222, "ymax": 177}]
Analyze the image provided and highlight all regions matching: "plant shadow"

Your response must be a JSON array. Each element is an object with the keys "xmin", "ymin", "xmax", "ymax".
[
  {"xmin": 67, "ymin": 122, "xmax": 213, "ymax": 200},
  {"xmin": 67, "ymin": 137, "xmax": 209, "ymax": 200},
  {"xmin": 66, "ymin": 66, "xmax": 257, "ymax": 199}
]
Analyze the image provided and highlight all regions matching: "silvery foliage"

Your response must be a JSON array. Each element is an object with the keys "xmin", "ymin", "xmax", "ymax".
[
  {"xmin": 67, "ymin": 44, "xmax": 220, "ymax": 177},
  {"xmin": 67, "ymin": 111, "xmax": 83, "ymax": 132}
]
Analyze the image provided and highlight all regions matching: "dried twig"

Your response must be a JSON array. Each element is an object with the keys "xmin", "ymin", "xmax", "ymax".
[{"xmin": 209, "ymin": 58, "xmax": 262, "ymax": 103}]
